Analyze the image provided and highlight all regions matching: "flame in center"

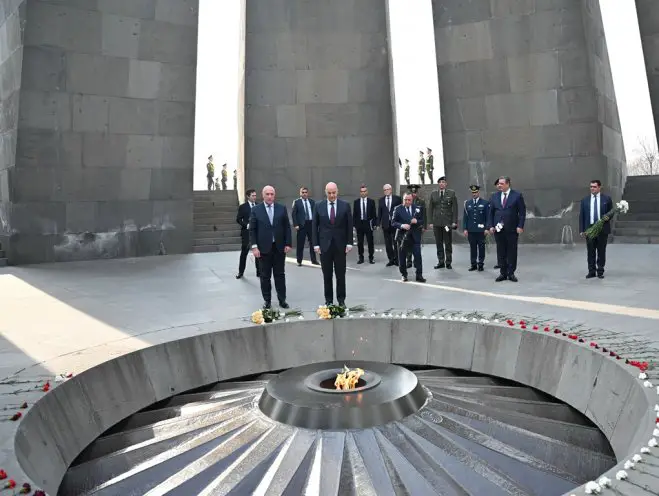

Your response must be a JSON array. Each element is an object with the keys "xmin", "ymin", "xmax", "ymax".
[{"xmin": 335, "ymin": 365, "xmax": 364, "ymax": 390}]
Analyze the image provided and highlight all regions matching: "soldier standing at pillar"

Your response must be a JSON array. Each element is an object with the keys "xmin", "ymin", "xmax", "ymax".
[
  {"xmin": 206, "ymin": 155, "xmax": 214, "ymax": 191},
  {"xmin": 233, "ymin": 169, "xmax": 237, "ymax": 190},
  {"xmin": 221, "ymin": 164, "xmax": 228, "ymax": 190},
  {"xmin": 426, "ymin": 148, "xmax": 434, "ymax": 184},
  {"xmin": 404, "ymin": 159, "xmax": 411, "ymax": 186},
  {"xmin": 418, "ymin": 151, "xmax": 426, "ymax": 185},
  {"xmin": 428, "ymin": 176, "xmax": 458, "ymax": 269},
  {"xmin": 463, "ymin": 185, "xmax": 490, "ymax": 272}
]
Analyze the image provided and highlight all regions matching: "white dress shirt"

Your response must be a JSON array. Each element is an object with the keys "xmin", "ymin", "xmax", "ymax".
[
  {"xmin": 590, "ymin": 193, "xmax": 600, "ymax": 225},
  {"xmin": 314, "ymin": 200, "xmax": 351, "ymax": 250}
]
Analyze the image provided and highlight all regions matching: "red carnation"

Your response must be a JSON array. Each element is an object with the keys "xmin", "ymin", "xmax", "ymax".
[
  {"xmin": 42, "ymin": 382, "xmax": 50, "ymax": 392},
  {"xmin": 568, "ymin": 334, "xmax": 577, "ymax": 340},
  {"xmin": 602, "ymin": 348, "xmax": 608, "ymax": 353},
  {"xmin": 0, "ymin": 470, "xmax": 6, "ymax": 480},
  {"xmin": 610, "ymin": 351, "xmax": 616, "ymax": 357},
  {"xmin": 532, "ymin": 325, "xmax": 538, "ymax": 330},
  {"xmin": 519, "ymin": 320, "xmax": 526, "ymax": 325},
  {"xmin": 5, "ymin": 479, "xmax": 16, "ymax": 489},
  {"xmin": 554, "ymin": 329, "xmax": 561, "ymax": 334},
  {"xmin": 507, "ymin": 320, "xmax": 514, "ymax": 326},
  {"xmin": 19, "ymin": 482, "xmax": 31, "ymax": 494},
  {"xmin": 520, "ymin": 325, "xmax": 526, "ymax": 329},
  {"xmin": 543, "ymin": 326, "xmax": 550, "ymax": 331},
  {"xmin": 578, "ymin": 338, "xmax": 585, "ymax": 343},
  {"xmin": 10, "ymin": 412, "xmax": 22, "ymax": 421},
  {"xmin": 35, "ymin": 491, "xmax": 46, "ymax": 496}
]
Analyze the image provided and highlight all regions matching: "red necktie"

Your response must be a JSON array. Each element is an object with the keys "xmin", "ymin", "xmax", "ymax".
[{"xmin": 330, "ymin": 202, "xmax": 336, "ymax": 224}]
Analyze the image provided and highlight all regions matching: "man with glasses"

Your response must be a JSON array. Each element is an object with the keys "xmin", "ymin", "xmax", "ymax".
[{"xmin": 579, "ymin": 179, "xmax": 613, "ymax": 279}]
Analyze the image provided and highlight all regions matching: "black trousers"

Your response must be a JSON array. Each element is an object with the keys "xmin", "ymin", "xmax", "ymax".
[
  {"xmin": 468, "ymin": 232, "xmax": 486, "ymax": 266},
  {"xmin": 433, "ymin": 226, "xmax": 453, "ymax": 264},
  {"xmin": 259, "ymin": 243, "xmax": 286, "ymax": 303},
  {"xmin": 494, "ymin": 230, "xmax": 519, "ymax": 276},
  {"xmin": 356, "ymin": 220, "xmax": 374, "ymax": 259},
  {"xmin": 238, "ymin": 234, "xmax": 260, "ymax": 276},
  {"xmin": 586, "ymin": 233, "xmax": 608, "ymax": 275},
  {"xmin": 320, "ymin": 241, "xmax": 347, "ymax": 304},
  {"xmin": 296, "ymin": 220, "xmax": 317, "ymax": 263},
  {"xmin": 383, "ymin": 226, "xmax": 397, "ymax": 262},
  {"xmin": 399, "ymin": 239, "xmax": 422, "ymax": 277}
]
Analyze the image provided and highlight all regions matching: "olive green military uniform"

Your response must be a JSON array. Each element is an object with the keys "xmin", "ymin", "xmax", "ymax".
[
  {"xmin": 233, "ymin": 169, "xmax": 237, "ymax": 190},
  {"xmin": 206, "ymin": 160, "xmax": 214, "ymax": 191},
  {"xmin": 221, "ymin": 167, "xmax": 228, "ymax": 190},
  {"xmin": 418, "ymin": 157, "xmax": 425, "ymax": 184},
  {"xmin": 426, "ymin": 154, "xmax": 434, "ymax": 184},
  {"xmin": 404, "ymin": 163, "xmax": 410, "ymax": 185},
  {"xmin": 429, "ymin": 188, "xmax": 458, "ymax": 267}
]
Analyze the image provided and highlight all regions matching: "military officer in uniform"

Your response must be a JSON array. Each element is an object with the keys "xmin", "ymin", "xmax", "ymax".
[
  {"xmin": 221, "ymin": 163, "xmax": 228, "ymax": 190},
  {"xmin": 404, "ymin": 159, "xmax": 411, "ymax": 185},
  {"xmin": 428, "ymin": 176, "xmax": 458, "ymax": 269},
  {"xmin": 405, "ymin": 185, "xmax": 427, "ymax": 268},
  {"xmin": 426, "ymin": 148, "xmax": 434, "ymax": 184},
  {"xmin": 463, "ymin": 185, "xmax": 490, "ymax": 271},
  {"xmin": 206, "ymin": 155, "xmax": 215, "ymax": 191},
  {"xmin": 232, "ymin": 169, "xmax": 237, "ymax": 190},
  {"xmin": 418, "ymin": 151, "xmax": 426, "ymax": 184}
]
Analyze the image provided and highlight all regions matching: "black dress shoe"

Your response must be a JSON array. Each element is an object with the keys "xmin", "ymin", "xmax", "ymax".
[
  {"xmin": 494, "ymin": 264, "xmax": 500, "ymax": 269},
  {"xmin": 369, "ymin": 258, "xmax": 375, "ymax": 264},
  {"xmin": 508, "ymin": 274, "xmax": 518, "ymax": 282},
  {"xmin": 597, "ymin": 274, "xmax": 604, "ymax": 279},
  {"xmin": 434, "ymin": 263, "xmax": 445, "ymax": 269},
  {"xmin": 386, "ymin": 261, "xmax": 395, "ymax": 267},
  {"xmin": 586, "ymin": 272, "xmax": 596, "ymax": 279},
  {"xmin": 279, "ymin": 301, "xmax": 290, "ymax": 309},
  {"xmin": 446, "ymin": 264, "xmax": 452, "ymax": 269},
  {"xmin": 325, "ymin": 300, "xmax": 332, "ymax": 306},
  {"xmin": 312, "ymin": 261, "xmax": 320, "ymax": 265},
  {"xmin": 297, "ymin": 262, "xmax": 302, "ymax": 266},
  {"xmin": 406, "ymin": 262, "xmax": 412, "ymax": 269},
  {"xmin": 357, "ymin": 258, "xmax": 364, "ymax": 264},
  {"xmin": 401, "ymin": 275, "xmax": 408, "ymax": 282},
  {"xmin": 256, "ymin": 272, "xmax": 261, "ymax": 278},
  {"xmin": 338, "ymin": 300, "xmax": 346, "ymax": 307},
  {"xmin": 495, "ymin": 275, "xmax": 507, "ymax": 282},
  {"xmin": 236, "ymin": 273, "xmax": 243, "ymax": 279},
  {"xmin": 263, "ymin": 302, "xmax": 272, "ymax": 309},
  {"xmin": 468, "ymin": 266, "xmax": 477, "ymax": 271},
  {"xmin": 416, "ymin": 276, "xmax": 426, "ymax": 283},
  {"xmin": 477, "ymin": 265, "xmax": 484, "ymax": 272}
]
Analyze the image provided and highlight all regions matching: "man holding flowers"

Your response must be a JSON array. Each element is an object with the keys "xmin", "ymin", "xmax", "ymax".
[{"xmin": 579, "ymin": 179, "xmax": 614, "ymax": 279}]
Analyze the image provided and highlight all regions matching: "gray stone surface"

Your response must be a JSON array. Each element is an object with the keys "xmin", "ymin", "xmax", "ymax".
[
  {"xmin": 432, "ymin": 0, "xmax": 625, "ymax": 243},
  {"xmin": 1, "ymin": 0, "xmax": 198, "ymax": 264},
  {"xmin": 636, "ymin": 0, "xmax": 659, "ymax": 146},
  {"xmin": 243, "ymin": 0, "xmax": 396, "ymax": 210},
  {"xmin": 12, "ymin": 316, "xmax": 659, "ymax": 495}
]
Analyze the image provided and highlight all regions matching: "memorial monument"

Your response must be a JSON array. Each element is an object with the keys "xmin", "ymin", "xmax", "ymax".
[{"xmin": 0, "ymin": 0, "xmax": 656, "ymax": 263}]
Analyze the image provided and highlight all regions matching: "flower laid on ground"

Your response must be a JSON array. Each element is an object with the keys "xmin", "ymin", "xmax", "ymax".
[
  {"xmin": 630, "ymin": 360, "xmax": 650, "ymax": 372},
  {"xmin": 19, "ymin": 482, "xmax": 31, "ymax": 494},
  {"xmin": 584, "ymin": 480, "xmax": 601, "ymax": 494},
  {"xmin": 4, "ymin": 479, "xmax": 15, "ymax": 489},
  {"xmin": 55, "ymin": 372, "xmax": 74, "ymax": 382},
  {"xmin": 641, "ymin": 446, "xmax": 651, "ymax": 454},
  {"xmin": 41, "ymin": 382, "xmax": 50, "ymax": 392},
  {"xmin": 624, "ymin": 460, "xmax": 635, "ymax": 470},
  {"xmin": 251, "ymin": 308, "xmax": 302, "ymax": 324},
  {"xmin": 585, "ymin": 200, "xmax": 629, "ymax": 240},
  {"xmin": 0, "ymin": 470, "xmax": 6, "ymax": 480},
  {"xmin": 317, "ymin": 304, "xmax": 366, "ymax": 320},
  {"xmin": 10, "ymin": 412, "xmax": 22, "ymax": 421},
  {"xmin": 639, "ymin": 372, "xmax": 648, "ymax": 380},
  {"xmin": 645, "ymin": 381, "xmax": 654, "ymax": 388},
  {"xmin": 649, "ymin": 437, "xmax": 658, "ymax": 447},
  {"xmin": 615, "ymin": 470, "xmax": 628, "ymax": 480},
  {"xmin": 20, "ymin": 402, "xmax": 27, "ymax": 409},
  {"xmin": 597, "ymin": 476, "xmax": 611, "ymax": 487}
]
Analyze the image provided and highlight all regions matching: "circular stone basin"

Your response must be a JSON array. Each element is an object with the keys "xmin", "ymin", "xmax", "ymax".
[{"xmin": 259, "ymin": 361, "xmax": 426, "ymax": 429}]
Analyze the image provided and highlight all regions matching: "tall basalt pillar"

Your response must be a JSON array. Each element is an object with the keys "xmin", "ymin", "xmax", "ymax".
[
  {"xmin": 431, "ymin": 0, "xmax": 624, "ymax": 243},
  {"xmin": 243, "ymin": 0, "xmax": 396, "ymax": 206},
  {"xmin": 636, "ymin": 0, "xmax": 659, "ymax": 145}
]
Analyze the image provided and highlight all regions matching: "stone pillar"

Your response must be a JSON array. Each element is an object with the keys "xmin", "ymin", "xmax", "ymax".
[
  {"xmin": 635, "ymin": 0, "xmax": 659, "ymax": 147},
  {"xmin": 243, "ymin": 0, "xmax": 396, "ymax": 207},
  {"xmin": 431, "ymin": 0, "xmax": 624, "ymax": 243},
  {"xmin": 5, "ymin": 0, "xmax": 198, "ymax": 264}
]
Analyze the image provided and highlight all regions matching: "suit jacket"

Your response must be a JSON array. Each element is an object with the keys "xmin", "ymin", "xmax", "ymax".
[
  {"xmin": 579, "ymin": 193, "xmax": 613, "ymax": 235},
  {"xmin": 291, "ymin": 197, "xmax": 315, "ymax": 227},
  {"xmin": 429, "ymin": 189, "xmax": 458, "ymax": 226},
  {"xmin": 353, "ymin": 197, "xmax": 376, "ymax": 228},
  {"xmin": 488, "ymin": 189, "xmax": 526, "ymax": 231},
  {"xmin": 312, "ymin": 199, "xmax": 353, "ymax": 253},
  {"xmin": 249, "ymin": 202, "xmax": 292, "ymax": 254},
  {"xmin": 236, "ymin": 201, "xmax": 255, "ymax": 243},
  {"xmin": 377, "ymin": 195, "xmax": 402, "ymax": 229},
  {"xmin": 392, "ymin": 203, "xmax": 425, "ymax": 244}
]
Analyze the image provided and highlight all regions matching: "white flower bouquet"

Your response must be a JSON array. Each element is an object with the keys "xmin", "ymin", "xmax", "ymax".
[{"xmin": 585, "ymin": 200, "xmax": 629, "ymax": 240}]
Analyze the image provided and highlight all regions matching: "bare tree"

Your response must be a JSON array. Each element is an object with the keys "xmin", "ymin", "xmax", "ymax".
[{"xmin": 628, "ymin": 137, "xmax": 659, "ymax": 176}]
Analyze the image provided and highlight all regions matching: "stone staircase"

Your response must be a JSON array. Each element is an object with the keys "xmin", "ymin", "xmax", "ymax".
[
  {"xmin": 612, "ymin": 175, "xmax": 659, "ymax": 244},
  {"xmin": 0, "ymin": 242, "xmax": 6, "ymax": 266},
  {"xmin": 192, "ymin": 190, "xmax": 242, "ymax": 253}
]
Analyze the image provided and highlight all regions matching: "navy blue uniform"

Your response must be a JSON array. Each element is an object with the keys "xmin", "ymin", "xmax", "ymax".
[{"xmin": 463, "ymin": 197, "xmax": 490, "ymax": 269}]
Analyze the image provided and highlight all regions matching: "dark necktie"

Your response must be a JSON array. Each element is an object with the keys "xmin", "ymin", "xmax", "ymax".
[
  {"xmin": 502, "ymin": 193, "xmax": 508, "ymax": 208},
  {"xmin": 386, "ymin": 197, "xmax": 390, "ymax": 210},
  {"xmin": 362, "ymin": 199, "xmax": 366, "ymax": 220},
  {"xmin": 441, "ymin": 191, "xmax": 444, "ymax": 199},
  {"xmin": 473, "ymin": 199, "xmax": 477, "ymax": 206},
  {"xmin": 304, "ymin": 200, "xmax": 310, "ymax": 220},
  {"xmin": 594, "ymin": 195, "xmax": 599, "ymax": 222},
  {"xmin": 330, "ymin": 202, "xmax": 336, "ymax": 224},
  {"xmin": 407, "ymin": 207, "xmax": 412, "ymax": 216}
]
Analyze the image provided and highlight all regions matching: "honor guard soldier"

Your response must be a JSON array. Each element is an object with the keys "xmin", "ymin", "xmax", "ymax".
[
  {"xmin": 404, "ymin": 159, "xmax": 411, "ymax": 185},
  {"xmin": 426, "ymin": 147, "xmax": 434, "ymax": 184},
  {"xmin": 221, "ymin": 163, "xmax": 228, "ymax": 190},
  {"xmin": 417, "ymin": 151, "xmax": 426, "ymax": 184},
  {"xmin": 463, "ymin": 185, "xmax": 490, "ymax": 271}
]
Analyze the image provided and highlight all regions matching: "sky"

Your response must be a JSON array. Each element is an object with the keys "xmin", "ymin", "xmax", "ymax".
[{"xmin": 193, "ymin": 0, "xmax": 657, "ymax": 191}]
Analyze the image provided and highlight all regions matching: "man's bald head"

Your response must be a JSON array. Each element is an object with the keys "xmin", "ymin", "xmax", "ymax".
[
  {"xmin": 262, "ymin": 185, "xmax": 275, "ymax": 204},
  {"xmin": 325, "ymin": 182, "xmax": 338, "ymax": 202}
]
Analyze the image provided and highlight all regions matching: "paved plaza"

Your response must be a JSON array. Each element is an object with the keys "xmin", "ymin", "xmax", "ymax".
[{"xmin": 1, "ymin": 244, "xmax": 659, "ymax": 488}]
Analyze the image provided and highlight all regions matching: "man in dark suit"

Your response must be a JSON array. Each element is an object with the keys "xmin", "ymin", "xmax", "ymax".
[
  {"xmin": 391, "ymin": 193, "xmax": 426, "ymax": 283},
  {"xmin": 463, "ymin": 185, "xmax": 490, "ymax": 271},
  {"xmin": 249, "ymin": 185, "xmax": 292, "ymax": 309},
  {"xmin": 312, "ymin": 182, "xmax": 353, "ymax": 306},
  {"xmin": 291, "ymin": 186, "xmax": 319, "ymax": 266},
  {"xmin": 353, "ymin": 184, "xmax": 376, "ymax": 264},
  {"xmin": 236, "ymin": 188, "xmax": 260, "ymax": 279},
  {"xmin": 488, "ymin": 176, "xmax": 526, "ymax": 282},
  {"xmin": 377, "ymin": 183, "xmax": 402, "ymax": 266},
  {"xmin": 579, "ymin": 179, "xmax": 613, "ymax": 279},
  {"xmin": 405, "ymin": 185, "xmax": 428, "ymax": 268}
]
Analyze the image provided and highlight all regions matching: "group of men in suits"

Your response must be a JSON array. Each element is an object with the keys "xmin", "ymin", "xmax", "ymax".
[{"xmin": 236, "ymin": 176, "xmax": 615, "ymax": 308}]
